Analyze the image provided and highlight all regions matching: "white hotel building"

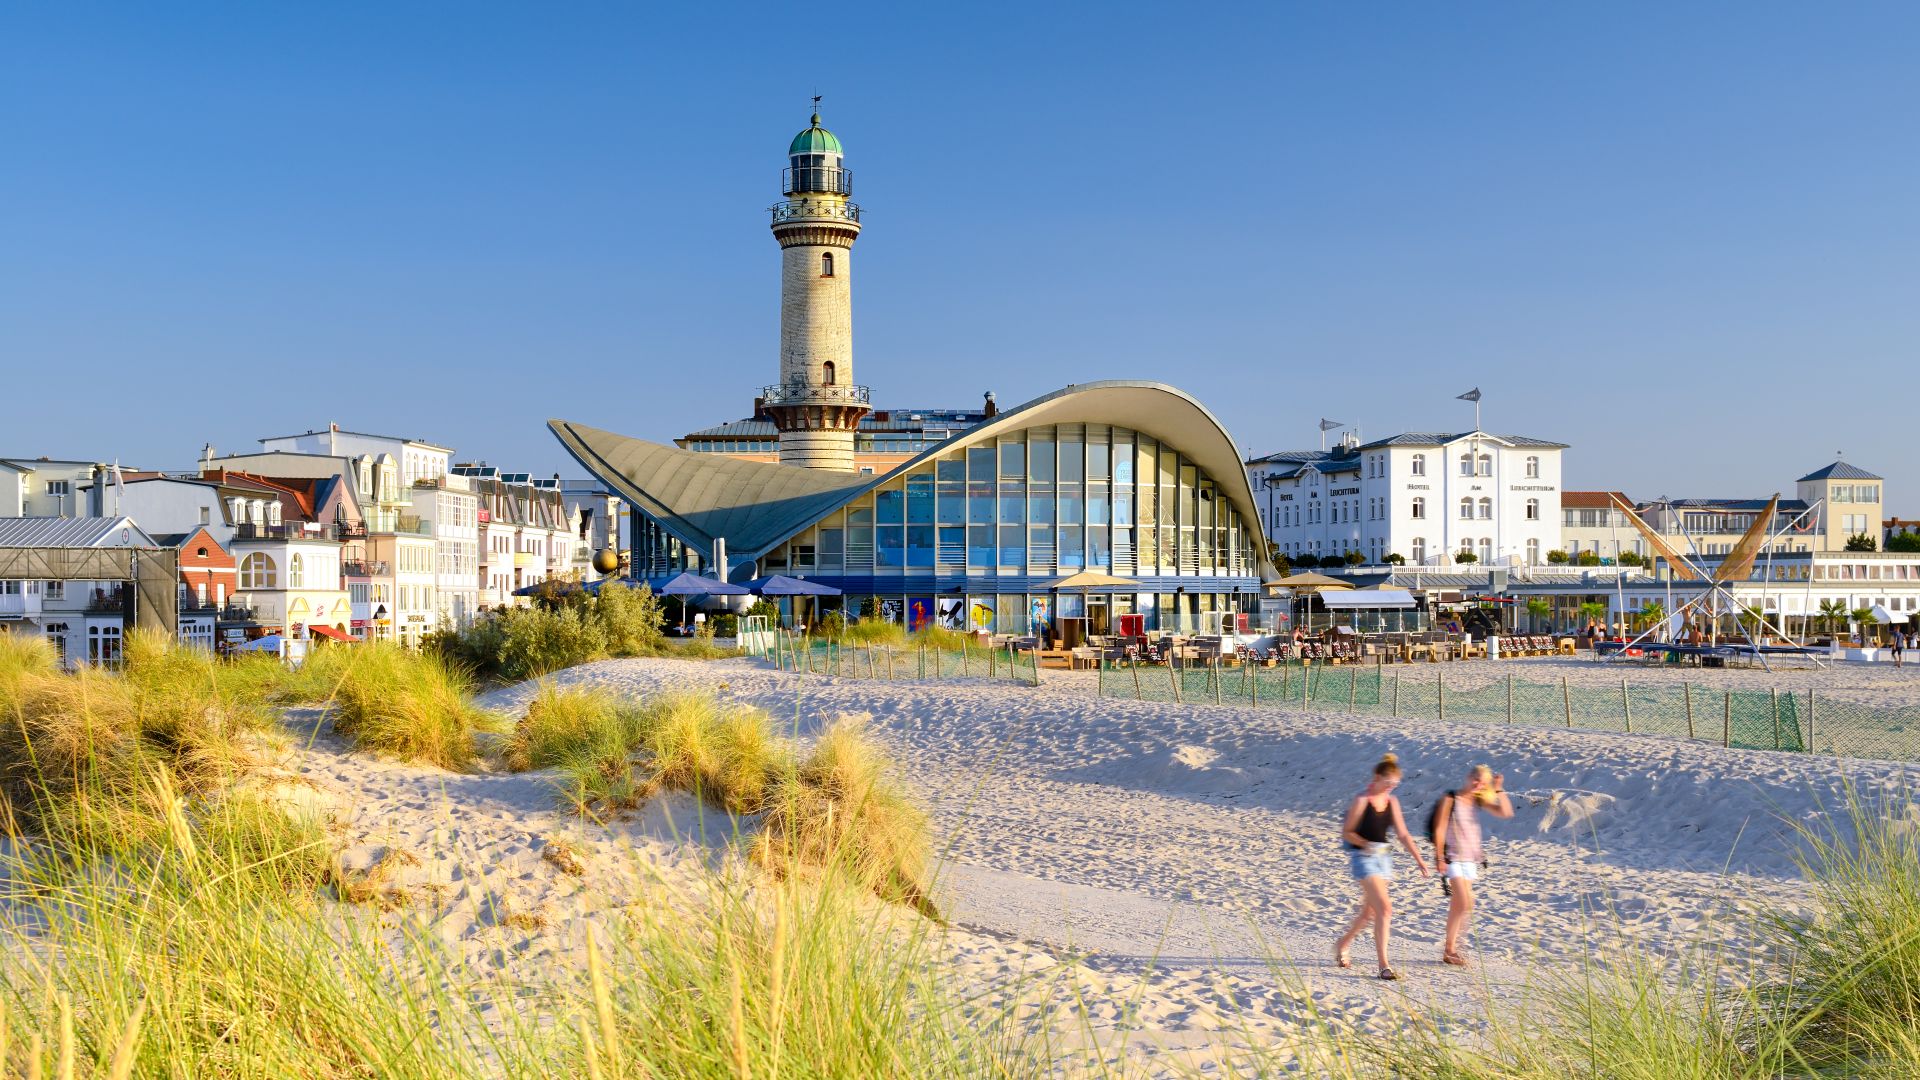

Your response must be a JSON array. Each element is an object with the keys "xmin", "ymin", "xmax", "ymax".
[{"xmin": 1248, "ymin": 430, "xmax": 1567, "ymax": 567}]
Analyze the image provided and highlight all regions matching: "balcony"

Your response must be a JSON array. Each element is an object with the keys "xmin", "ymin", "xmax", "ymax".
[
  {"xmin": 343, "ymin": 560, "xmax": 391, "ymax": 577},
  {"xmin": 412, "ymin": 476, "xmax": 444, "ymax": 490},
  {"xmin": 233, "ymin": 523, "xmax": 344, "ymax": 542},
  {"xmin": 769, "ymin": 199, "xmax": 861, "ymax": 225},
  {"xmin": 86, "ymin": 589, "xmax": 129, "ymax": 614},
  {"xmin": 759, "ymin": 383, "xmax": 871, "ymax": 407},
  {"xmin": 177, "ymin": 595, "xmax": 218, "ymax": 614},
  {"xmin": 218, "ymin": 603, "xmax": 259, "ymax": 623}
]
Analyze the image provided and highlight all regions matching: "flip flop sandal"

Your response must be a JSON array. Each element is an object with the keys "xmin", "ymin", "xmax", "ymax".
[
  {"xmin": 1377, "ymin": 968, "xmax": 1401, "ymax": 981},
  {"xmin": 1442, "ymin": 952, "xmax": 1469, "ymax": 966}
]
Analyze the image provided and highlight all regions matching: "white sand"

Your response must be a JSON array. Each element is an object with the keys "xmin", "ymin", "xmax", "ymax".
[{"xmin": 249, "ymin": 655, "xmax": 1920, "ymax": 1074}]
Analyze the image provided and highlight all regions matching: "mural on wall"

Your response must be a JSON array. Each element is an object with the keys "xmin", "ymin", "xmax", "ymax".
[
  {"xmin": 1028, "ymin": 596, "xmax": 1051, "ymax": 637},
  {"xmin": 938, "ymin": 598, "xmax": 965, "ymax": 631},
  {"xmin": 969, "ymin": 599, "xmax": 995, "ymax": 633},
  {"xmin": 907, "ymin": 597, "xmax": 932, "ymax": 633},
  {"xmin": 879, "ymin": 598, "xmax": 903, "ymax": 624}
]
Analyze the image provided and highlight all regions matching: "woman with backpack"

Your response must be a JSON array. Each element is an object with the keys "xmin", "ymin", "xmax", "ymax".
[
  {"xmin": 1334, "ymin": 754, "xmax": 1431, "ymax": 980},
  {"xmin": 1433, "ymin": 764, "xmax": 1514, "ymax": 966}
]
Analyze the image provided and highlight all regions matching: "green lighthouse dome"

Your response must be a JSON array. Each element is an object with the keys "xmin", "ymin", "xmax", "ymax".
[{"xmin": 789, "ymin": 113, "xmax": 843, "ymax": 156}]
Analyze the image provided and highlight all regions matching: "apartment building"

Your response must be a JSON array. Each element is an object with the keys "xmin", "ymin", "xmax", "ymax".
[{"xmin": 1248, "ymin": 429, "xmax": 1567, "ymax": 567}]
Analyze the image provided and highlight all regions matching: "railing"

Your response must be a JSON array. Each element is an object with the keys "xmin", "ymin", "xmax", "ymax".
[
  {"xmin": 782, "ymin": 164, "xmax": 853, "ymax": 196},
  {"xmin": 342, "ymin": 560, "xmax": 391, "ymax": 577},
  {"xmin": 760, "ymin": 383, "xmax": 871, "ymax": 407},
  {"xmin": 412, "ymin": 476, "xmax": 443, "ymax": 489},
  {"xmin": 177, "ymin": 596, "xmax": 218, "ymax": 614},
  {"xmin": 233, "ymin": 523, "xmax": 344, "ymax": 541},
  {"xmin": 86, "ymin": 591, "xmax": 128, "ymax": 613},
  {"xmin": 219, "ymin": 604, "xmax": 258, "ymax": 622},
  {"xmin": 769, "ymin": 199, "xmax": 861, "ymax": 225}
]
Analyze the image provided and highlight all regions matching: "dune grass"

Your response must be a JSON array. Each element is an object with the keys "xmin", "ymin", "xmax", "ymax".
[
  {"xmin": 0, "ymin": 629, "xmax": 284, "ymax": 847},
  {"xmin": 276, "ymin": 643, "xmax": 501, "ymax": 771}
]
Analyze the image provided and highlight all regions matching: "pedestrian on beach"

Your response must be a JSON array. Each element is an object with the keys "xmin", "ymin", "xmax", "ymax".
[
  {"xmin": 1433, "ymin": 765, "xmax": 1514, "ymax": 966},
  {"xmin": 1893, "ymin": 629, "xmax": 1905, "ymax": 667},
  {"xmin": 1335, "ymin": 754, "xmax": 1431, "ymax": 980}
]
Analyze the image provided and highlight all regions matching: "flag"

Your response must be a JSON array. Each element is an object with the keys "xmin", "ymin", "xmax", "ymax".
[
  {"xmin": 112, "ymin": 459, "xmax": 126, "ymax": 511},
  {"xmin": 1318, "ymin": 418, "xmax": 1343, "ymax": 432},
  {"xmin": 1457, "ymin": 388, "xmax": 1482, "ymax": 403}
]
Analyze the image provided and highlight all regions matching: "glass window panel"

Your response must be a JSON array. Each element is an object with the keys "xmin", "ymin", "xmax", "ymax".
[
  {"xmin": 906, "ymin": 525, "xmax": 935, "ymax": 567},
  {"xmin": 906, "ymin": 474, "xmax": 934, "ymax": 524},
  {"xmin": 1088, "ymin": 440, "xmax": 1110, "ymax": 481},
  {"xmin": 1114, "ymin": 432, "xmax": 1135, "ymax": 484},
  {"xmin": 998, "ymin": 525, "xmax": 1025, "ymax": 566},
  {"xmin": 999, "ymin": 483, "xmax": 1026, "ymax": 525},
  {"xmin": 999, "ymin": 440, "xmax": 1025, "ymax": 480},
  {"xmin": 1089, "ymin": 525, "xmax": 1111, "ymax": 568},
  {"xmin": 1089, "ymin": 490, "xmax": 1110, "ymax": 525},
  {"xmin": 1060, "ymin": 526, "xmax": 1084, "ymax": 568},
  {"xmin": 968, "ymin": 524, "xmax": 995, "ymax": 565},
  {"xmin": 1059, "ymin": 438, "xmax": 1083, "ymax": 484},
  {"xmin": 1059, "ymin": 481, "xmax": 1083, "ymax": 525},
  {"xmin": 819, "ymin": 528, "xmax": 844, "ymax": 565},
  {"xmin": 936, "ymin": 456, "xmax": 965, "ymax": 482},
  {"xmin": 875, "ymin": 486, "xmax": 904, "ymax": 525},
  {"xmin": 1029, "ymin": 436, "xmax": 1055, "ymax": 481},
  {"xmin": 877, "ymin": 527, "xmax": 905, "ymax": 567}
]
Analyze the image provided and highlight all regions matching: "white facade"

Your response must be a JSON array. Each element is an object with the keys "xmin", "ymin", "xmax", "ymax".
[
  {"xmin": 0, "ymin": 516, "xmax": 157, "ymax": 668},
  {"xmin": 1250, "ymin": 431, "xmax": 1566, "ymax": 568},
  {"xmin": 0, "ymin": 459, "xmax": 107, "ymax": 518},
  {"xmin": 230, "ymin": 537, "xmax": 350, "ymax": 642},
  {"xmin": 257, "ymin": 427, "xmax": 452, "ymax": 487},
  {"xmin": 409, "ymin": 476, "xmax": 478, "ymax": 630}
]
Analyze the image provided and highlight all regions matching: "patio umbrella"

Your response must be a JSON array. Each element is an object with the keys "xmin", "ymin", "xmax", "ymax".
[
  {"xmin": 233, "ymin": 634, "xmax": 282, "ymax": 652},
  {"xmin": 1262, "ymin": 572, "xmax": 1355, "ymax": 591},
  {"xmin": 655, "ymin": 571, "xmax": 750, "ymax": 630},
  {"xmin": 1035, "ymin": 570, "xmax": 1135, "ymax": 641},
  {"xmin": 745, "ymin": 575, "xmax": 842, "ymax": 631}
]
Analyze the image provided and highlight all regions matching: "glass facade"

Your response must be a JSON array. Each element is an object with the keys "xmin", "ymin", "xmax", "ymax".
[{"xmin": 759, "ymin": 424, "xmax": 1258, "ymax": 633}]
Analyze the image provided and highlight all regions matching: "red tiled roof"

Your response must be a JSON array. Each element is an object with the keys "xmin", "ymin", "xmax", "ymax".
[{"xmin": 1562, "ymin": 491, "xmax": 1630, "ymax": 510}]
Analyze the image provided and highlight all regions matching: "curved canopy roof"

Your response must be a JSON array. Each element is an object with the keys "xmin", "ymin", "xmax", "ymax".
[{"xmin": 550, "ymin": 380, "xmax": 1275, "ymax": 579}]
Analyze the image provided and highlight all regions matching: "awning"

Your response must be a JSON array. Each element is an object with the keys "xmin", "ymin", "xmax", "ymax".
[
  {"xmin": 744, "ymin": 574, "xmax": 842, "ymax": 596},
  {"xmin": 1320, "ymin": 588, "xmax": 1417, "ymax": 610},
  {"xmin": 1870, "ymin": 604, "xmax": 1909, "ymax": 625},
  {"xmin": 309, "ymin": 625, "xmax": 354, "ymax": 642}
]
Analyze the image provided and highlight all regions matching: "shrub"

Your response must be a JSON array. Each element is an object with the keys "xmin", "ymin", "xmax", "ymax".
[
  {"xmin": 1316, "ymin": 555, "xmax": 1345, "ymax": 569},
  {"xmin": 1617, "ymin": 550, "xmax": 1647, "ymax": 567},
  {"xmin": 502, "ymin": 681, "xmax": 644, "ymax": 773},
  {"xmin": 1576, "ymin": 551, "xmax": 1603, "ymax": 566},
  {"xmin": 1547, "ymin": 549, "xmax": 1570, "ymax": 564},
  {"xmin": 497, "ymin": 607, "xmax": 609, "ymax": 681},
  {"xmin": 1342, "ymin": 550, "xmax": 1365, "ymax": 565},
  {"xmin": 1845, "ymin": 532, "xmax": 1878, "ymax": 552},
  {"xmin": 1453, "ymin": 550, "xmax": 1478, "ymax": 564},
  {"xmin": 595, "ymin": 581, "xmax": 666, "ymax": 657},
  {"xmin": 642, "ymin": 693, "xmax": 792, "ymax": 815},
  {"xmin": 1385, "ymin": 553, "xmax": 1405, "ymax": 565}
]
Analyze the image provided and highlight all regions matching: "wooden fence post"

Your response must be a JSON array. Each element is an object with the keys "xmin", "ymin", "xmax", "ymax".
[
  {"xmin": 1772, "ymin": 688, "xmax": 1781, "ymax": 750},
  {"xmin": 1562, "ymin": 676, "xmax": 1572, "ymax": 729},
  {"xmin": 1349, "ymin": 668, "xmax": 1358, "ymax": 711},
  {"xmin": 1506, "ymin": 674, "xmax": 1514, "ymax": 726},
  {"xmin": 961, "ymin": 636, "xmax": 970, "ymax": 677},
  {"xmin": 1214, "ymin": 657, "xmax": 1223, "ymax": 706},
  {"xmin": 1684, "ymin": 683, "xmax": 1695, "ymax": 739},
  {"xmin": 1132, "ymin": 661, "xmax": 1143, "ymax": 701},
  {"xmin": 1723, "ymin": 692, "xmax": 1732, "ymax": 748},
  {"xmin": 1392, "ymin": 673, "xmax": 1401, "ymax": 718},
  {"xmin": 1622, "ymin": 677, "xmax": 1632, "ymax": 734},
  {"xmin": 1437, "ymin": 673, "xmax": 1446, "ymax": 723},
  {"xmin": 1808, "ymin": 691, "xmax": 1817, "ymax": 754},
  {"xmin": 1170, "ymin": 662, "xmax": 1182, "ymax": 704}
]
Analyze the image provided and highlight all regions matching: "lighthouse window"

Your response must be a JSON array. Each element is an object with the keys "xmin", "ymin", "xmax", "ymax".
[
  {"xmin": 821, "ymin": 252, "xmax": 834, "ymax": 277},
  {"xmin": 822, "ymin": 361, "xmax": 836, "ymax": 385}
]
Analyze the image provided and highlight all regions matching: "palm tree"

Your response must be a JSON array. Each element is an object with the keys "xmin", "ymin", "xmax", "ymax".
[
  {"xmin": 1851, "ymin": 606, "xmax": 1876, "ymax": 647},
  {"xmin": 1637, "ymin": 599, "xmax": 1666, "ymax": 634},
  {"xmin": 1525, "ymin": 597, "xmax": 1552, "ymax": 633},
  {"xmin": 1817, "ymin": 598, "xmax": 1848, "ymax": 638},
  {"xmin": 1577, "ymin": 601, "xmax": 1609, "ymax": 637}
]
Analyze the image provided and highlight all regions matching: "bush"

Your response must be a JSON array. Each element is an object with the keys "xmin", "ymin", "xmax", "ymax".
[
  {"xmin": 1846, "ymin": 533, "xmax": 1879, "ymax": 552},
  {"xmin": 498, "ymin": 607, "xmax": 609, "ymax": 681},
  {"xmin": 1342, "ymin": 550, "xmax": 1365, "ymax": 565},
  {"xmin": 1453, "ymin": 550, "xmax": 1478, "ymax": 564},
  {"xmin": 1547, "ymin": 549, "xmax": 1570, "ymax": 564},
  {"xmin": 709, "ymin": 613, "xmax": 738, "ymax": 638},
  {"xmin": 1576, "ymin": 550, "xmax": 1603, "ymax": 566},
  {"xmin": 595, "ymin": 581, "xmax": 666, "ymax": 656},
  {"xmin": 1385, "ymin": 553, "xmax": 1405, "ymax": 565},
  {"xmin": 1316, "ymin": 555, "xmax": 1345, "ymax": 569},
  {"xmin": 1617, "ymin": 550, "xmax": 1647, "ymax": 567}
]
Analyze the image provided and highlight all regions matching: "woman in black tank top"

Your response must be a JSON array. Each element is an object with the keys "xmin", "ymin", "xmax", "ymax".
[{"xmin": 1334, "ymin": 754, "xmax": 1432, "ymax": 980}]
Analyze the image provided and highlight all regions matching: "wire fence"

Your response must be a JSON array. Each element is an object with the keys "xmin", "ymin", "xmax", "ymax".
[
  {"xmin": 764, "ymin": 629, "xmax": 1041, "ymax": 688},
  {"xmin": 1096, "ymin": 658, "xmax": 1920, "ymax": 763}
]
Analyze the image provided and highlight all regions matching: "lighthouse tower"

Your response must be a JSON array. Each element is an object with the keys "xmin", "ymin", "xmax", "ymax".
[{"xmin": 764, "ymin": 108, "xmax": 869, "ymax": 470}]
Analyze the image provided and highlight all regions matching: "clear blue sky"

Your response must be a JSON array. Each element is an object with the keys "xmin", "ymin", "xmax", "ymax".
[{"xmin": 5, "ymin": 4, "xmax": 1917, "ymax": 514}]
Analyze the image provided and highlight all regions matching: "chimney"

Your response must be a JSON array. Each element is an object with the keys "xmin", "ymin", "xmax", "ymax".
[
  {"xmin": 89, "ymin": 464, "xmax": 107, "ymax": 516},
  {"xmin": 983, "ymin": 391, "xmax": 998, "ymax": 419}
]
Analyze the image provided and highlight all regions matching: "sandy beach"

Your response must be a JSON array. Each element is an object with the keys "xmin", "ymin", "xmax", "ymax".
[{"xmin": 260, "ymin": 654, "xmax": 1920, "ymax": 1073}]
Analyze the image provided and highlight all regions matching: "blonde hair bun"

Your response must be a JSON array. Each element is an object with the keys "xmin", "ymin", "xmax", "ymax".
[{"xmin": 1380, "ymin": 753, "xmax": 1398, "ymax": 766}]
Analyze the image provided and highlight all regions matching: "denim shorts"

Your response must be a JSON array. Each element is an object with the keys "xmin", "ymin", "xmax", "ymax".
[{"xmin": 1347, "ymin": 844, "xmax": 1393, "ymax": 881}]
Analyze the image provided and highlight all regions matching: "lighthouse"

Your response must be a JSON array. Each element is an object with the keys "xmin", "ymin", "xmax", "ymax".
[{"xmin": 763, "ymin": 106, "xmax": 869, "ymax": 470}]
